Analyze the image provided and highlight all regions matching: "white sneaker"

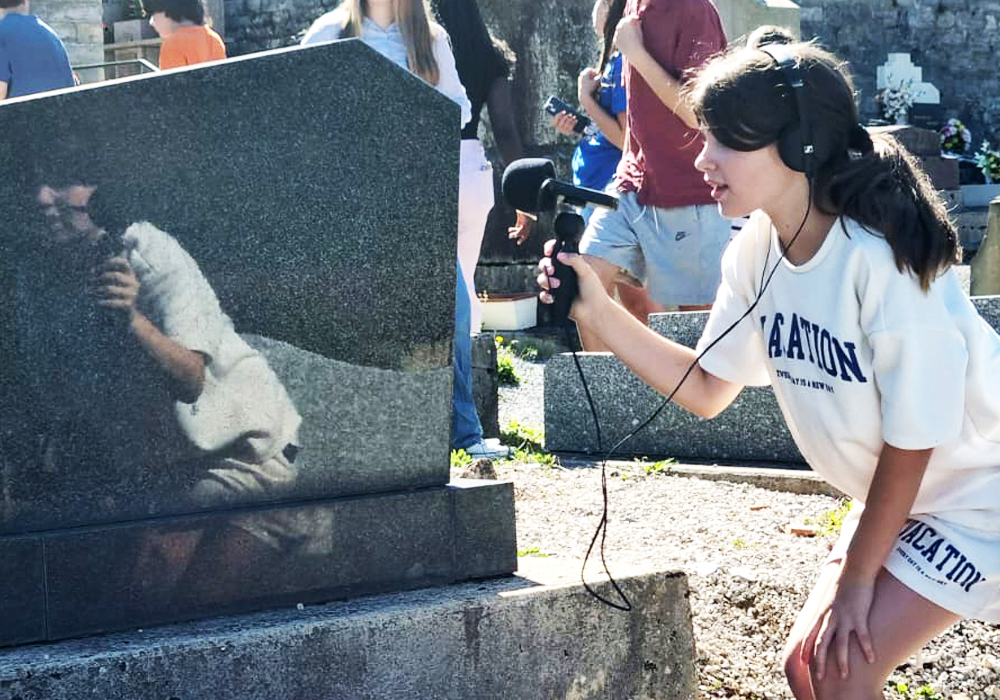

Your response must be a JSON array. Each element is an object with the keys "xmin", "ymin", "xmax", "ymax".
[{"xmin": 463, "ymin": 438, "xmax": 511, "ymax": 460}]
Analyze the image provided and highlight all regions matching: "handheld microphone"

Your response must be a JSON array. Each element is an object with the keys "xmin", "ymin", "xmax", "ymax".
[
  {"xmin": 501, "ymin": 159, "xmax": 618, "ymax": 325},
  {"xmin": 501, "ymin": 158, "xmax": 618, "ymax": 214}
]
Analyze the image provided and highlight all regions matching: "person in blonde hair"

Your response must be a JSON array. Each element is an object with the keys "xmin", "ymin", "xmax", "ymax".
[{"xmin": 301, "ymin": 0, "xmax": 469, "ymax": 122}]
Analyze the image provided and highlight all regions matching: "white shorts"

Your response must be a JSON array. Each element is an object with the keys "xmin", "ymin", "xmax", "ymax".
[{"xmin": 829, "ymin": 504, "xmax": 1000, "ymax": 623}]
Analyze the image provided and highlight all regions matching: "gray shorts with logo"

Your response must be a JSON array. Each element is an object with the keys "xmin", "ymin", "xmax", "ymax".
[{"xmin": 579, "ymin": 190, "xmax": 732, "ymax": 306}]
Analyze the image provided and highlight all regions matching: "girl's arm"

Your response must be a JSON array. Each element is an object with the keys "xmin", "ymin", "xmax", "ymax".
[
  {"xmin": 431, "ymin": 28, "xmax": 473, "ymax": 127},
  {"xmin": 129, "ymin": 312, "xmax": 207, "ymax": 404},
  {"xmin": 541, "ymin": 249, "xmax": 742, "ymax": 418},
  {"xmin": 577, "ymin": 68, "xmax": 626, "ymax": 150},
  {"xmin": 842, "ymin": 445, "xmax": 931, "ymax": 583},
  {"xmin": 96, "ymin": 256, "xmax": 206, "ymax": 404},
  {"xmin": 806, "ymin": 444, "xmax": 932, "ymax": 680},
  {"xmin": 614, "ymin": 16, "xmax": 698, "ymax": 129},
  {"xmin": 484, "ymin": 76, "xmax": 524, "ymax": 167},
  {"xmin": 300, "ymin": 10, "xmax": 344, "ymax": 45}
]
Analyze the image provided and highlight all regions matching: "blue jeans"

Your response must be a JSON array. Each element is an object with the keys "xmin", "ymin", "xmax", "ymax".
[{"xmin": 451, "ymin": 260, "xmax": 483, "ymax": 450}]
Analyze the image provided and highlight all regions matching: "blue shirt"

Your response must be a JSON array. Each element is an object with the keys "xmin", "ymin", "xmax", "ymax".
[
  {"xmin": 0, "ymin": 14, "xmax": 74, "ymax": 98},
  {"xmin": 572, "ymin": 52, "xmax": 627, "ymax": 191}
]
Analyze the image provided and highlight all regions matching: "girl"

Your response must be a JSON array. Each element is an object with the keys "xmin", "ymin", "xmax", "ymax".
[
  {"xmin": 549, "ymin": 0, "xmax": 628, "ymax": 221},
  {"xmin": 144, "ymin": 0, "xmax": 226, "ymax": 70},
  {"xmin": 539, "ymin": 42, "xmax": 1000, "ymax": 699},
  {"xmin": 430, "ymin": 0, "xmax": 532, "ymax": 333},
  {"xmin": 548, "ymin": 0, "xmax": 653, "ymax": 322},
  {"xmin": 301, "ymin": 0, "xmax": 470, "ymax": 127},
  {"xmin": 302, "ymin": 0, "xmax": 507, "ymax": 460}
]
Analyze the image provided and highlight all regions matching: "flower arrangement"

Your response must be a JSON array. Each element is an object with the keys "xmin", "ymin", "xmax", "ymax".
[
  {"xmin": 939, "ymin": 118, "xmax": 972, "ymax": 156},
  {"xmin": 878, "ymin": 77, "xmax": 917, "ymax": 122},
  {"xmin": 974, "ymin": 141, "xmax": 1000, "ymax": 184}
]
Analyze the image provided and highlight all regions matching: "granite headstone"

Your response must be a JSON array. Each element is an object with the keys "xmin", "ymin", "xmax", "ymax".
[{"xmin": 0, "ymin": 41, "xmax": 516, "ymax": 646}]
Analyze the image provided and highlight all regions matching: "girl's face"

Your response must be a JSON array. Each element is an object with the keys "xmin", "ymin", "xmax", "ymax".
[
  {"xmin": 694, "ymin": 131, "xmax": 797, "ymax": 219},
  {"xmin": 35, "ymin": 185, "xmax": 102, "ymax": 247},
  {"xmin": 591, "ymin": 0, "xmax": 608, "ymax": 39}
]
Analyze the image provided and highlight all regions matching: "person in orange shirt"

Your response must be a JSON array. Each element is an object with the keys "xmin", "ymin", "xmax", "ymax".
[{"xmin": 145, "ymin": 0, "xmax": 225, "ymax": 69}]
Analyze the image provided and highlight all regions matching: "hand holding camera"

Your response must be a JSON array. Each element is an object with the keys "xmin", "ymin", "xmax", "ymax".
[{"xmin": 544, "ymin": 95, "xmax": 591, "ymax": 135}]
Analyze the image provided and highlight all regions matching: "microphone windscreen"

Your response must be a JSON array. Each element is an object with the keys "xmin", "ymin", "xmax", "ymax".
[{"xmin": 501, "ymin": 158, "xmax": 556, "ymax": 213}]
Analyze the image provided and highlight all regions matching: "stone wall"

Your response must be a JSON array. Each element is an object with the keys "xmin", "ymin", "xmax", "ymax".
[
  {"xmin": 223, "ymin": 0, "xmax": 324, "ymax": 54},
  {"xmin": 799, "ymin": 0, "xmax": 1000, "ymax": 147},
  {"xmin": 222, "ymin": 0, "xmax": 999, "ymax": 150},
  {"xmin": 33, "ymin": 0, "xmax": 104, "ymax": 83}
]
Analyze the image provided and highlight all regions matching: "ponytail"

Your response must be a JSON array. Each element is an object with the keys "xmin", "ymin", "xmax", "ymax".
[
  {"xmin": 599, "ymin": 0, "xmax": 627, "ymax": 72},
  {"xmin": 816, "ymin": 131, "xmax": 960, "ymax": 291}
]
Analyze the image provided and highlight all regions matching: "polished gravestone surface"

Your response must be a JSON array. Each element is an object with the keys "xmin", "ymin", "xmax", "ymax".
[{"xmin": 0, "ymin": 41, "xmax": 515, "ymax": 647}]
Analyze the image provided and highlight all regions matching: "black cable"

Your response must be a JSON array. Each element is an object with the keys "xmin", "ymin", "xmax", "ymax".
[{"xmin": 555, "ymin": 188, "xmax": 815, "ymax": 612}]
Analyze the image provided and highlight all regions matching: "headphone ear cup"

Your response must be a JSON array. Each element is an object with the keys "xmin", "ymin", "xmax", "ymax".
[
  {"xmin": 777, "ymin": 124, "xmax": 807, "ymax": 173},
  {"xmin": 777, "ymin": 124, "xmax": 837, "ymax": 177}
]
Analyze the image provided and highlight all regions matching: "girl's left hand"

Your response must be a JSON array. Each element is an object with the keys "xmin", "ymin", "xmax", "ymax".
[
  {"xmin": 801, "ymin": 575, "xmax": 877, "ymax": 680},
  {"xmin": 508, "ymin": 210, "xmax": 535, "ymax": 245},
  {"xmin": 614, "ymin": 15, "xmax": 644, "ymax": 60}
]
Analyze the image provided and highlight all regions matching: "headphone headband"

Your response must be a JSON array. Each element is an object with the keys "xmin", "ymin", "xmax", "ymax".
[{"xmin": 759, "ymin": 43, "xmax": 816, "ymax": 175}]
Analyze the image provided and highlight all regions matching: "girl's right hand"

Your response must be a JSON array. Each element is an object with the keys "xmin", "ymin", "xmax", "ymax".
[
  {"xmin": 550, "ymin": 111, "xmax": 579, "ymax": 136},
  {"xmin": 614, "ymin": 15, "xmax": 644, "ymax": 61},
  {"xmin": 537, "ymin": 240, "xmax": 607, "ymax": 325},
  {"xmin": 577, "ymin": 67, "xmax": 601, "ymax": 105}
]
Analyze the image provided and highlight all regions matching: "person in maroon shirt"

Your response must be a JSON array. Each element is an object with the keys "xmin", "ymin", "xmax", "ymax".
[{"xmin": 577, "ymin": 0, "xmax": 729, "ymax": 350}]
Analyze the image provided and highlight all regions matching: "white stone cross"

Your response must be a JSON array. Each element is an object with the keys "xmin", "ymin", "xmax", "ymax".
[{"xmin": 876, "ymin": 53, "xmax": 940, "ymax": 104}]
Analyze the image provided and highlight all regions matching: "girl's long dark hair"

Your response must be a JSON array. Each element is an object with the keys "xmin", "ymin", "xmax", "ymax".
[
  {"xmin": 430, "ymin": 0, "xmax": 513, "ymax": 108},
  {"xmin": 688, "ymin": 42, "xmax": 959, "ymax": 291},
  {"xmin": 598, "ymin": 0, "xmax": 627, "ymax": 72}
]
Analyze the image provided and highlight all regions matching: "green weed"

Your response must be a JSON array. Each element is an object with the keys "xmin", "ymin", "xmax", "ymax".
[
  {"xmin": 891, "ymin": 682, "xmax": 942, "ymax": 700},
  {"xmin": 495, "ymin": 338, "xmax": 520, "ymax": 386},
  {"xmin": 813, "ymin": 498, "xmax": 853, "ymax": 538},
  {"xmin": 642, "ymin": 458, "xmax": 677, "ymax": 476},
  {"xmin": 501, "ymin": 422, "xmax": 558, "ymax": 467},
  {"xmin": 450, "ymin": 449, "xmax": 473, "ymax": 470},
  {"xmin": 501, "ymin": 421, "xmax": 545, "ymax": 453},
  {"xmin": 517, "ymin": 546, "xmax": 551, "ymax": 558},
  {"xmin": 494, "ymin": 334, "xmax": 559, "ymax": 362}
]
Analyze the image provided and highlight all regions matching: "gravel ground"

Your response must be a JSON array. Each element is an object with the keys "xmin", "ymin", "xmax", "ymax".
[{"xmin": 479, "ymin": 351, "xmax": 1000, "ymax": 700}]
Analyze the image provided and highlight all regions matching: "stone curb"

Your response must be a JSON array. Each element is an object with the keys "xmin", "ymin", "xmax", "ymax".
[{"xmin": 555, "ymin": 456, "xmax": 845, "ymax": 499}]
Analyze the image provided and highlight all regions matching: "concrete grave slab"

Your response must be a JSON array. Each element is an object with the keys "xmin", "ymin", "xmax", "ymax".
[{"xmin": 0, "ymin": 558, "xmax": 695, "ymax": 700}]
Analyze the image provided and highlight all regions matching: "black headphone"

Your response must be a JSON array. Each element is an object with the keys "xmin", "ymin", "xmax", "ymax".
[{"xmin": 759, "ymin": 43, "xmax": 832, "ymax": 177}]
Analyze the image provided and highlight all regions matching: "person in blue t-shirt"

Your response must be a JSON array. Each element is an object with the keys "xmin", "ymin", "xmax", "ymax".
[
  {"xmin": 0, "ymin": 0, "xmax": 74, "ymax": 100},
  {"xmin": 551, "ymin": 0, "xmax": 627, "ymax": 217},
  {"xmin": 550, "ymin": 0, "xmax": 654, "ymax": 320}
]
